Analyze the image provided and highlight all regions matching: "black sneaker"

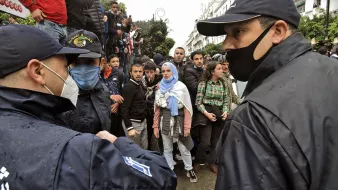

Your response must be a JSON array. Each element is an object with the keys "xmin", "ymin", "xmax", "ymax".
[{"xmin": 187, "ymin": 169, "xmax": 198, "ymax": 183}]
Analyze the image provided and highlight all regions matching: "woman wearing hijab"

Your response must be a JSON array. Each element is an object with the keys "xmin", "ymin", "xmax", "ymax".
[
  {"xmin": 195, "ymin": 61, "xmax": 229, "ymax": 175},
  {"xmin": 153, "ymin": 62, "xmax": 198, "ymax": 183}
]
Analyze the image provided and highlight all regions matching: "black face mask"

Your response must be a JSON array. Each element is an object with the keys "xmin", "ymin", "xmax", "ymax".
[{"xmin": 227, "ymin": 25, "xmax": 274, "ymax": 82}]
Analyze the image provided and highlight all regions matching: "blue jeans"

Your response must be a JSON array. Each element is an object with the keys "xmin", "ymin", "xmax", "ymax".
[{"xmin": 36, "ymin": 20, "xmax": 67, "ymax": 45}]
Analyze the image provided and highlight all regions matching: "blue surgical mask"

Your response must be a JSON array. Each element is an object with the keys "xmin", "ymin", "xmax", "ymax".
[{"xmin": 69, "ymin": 64, "xmax": 100, "ymax": 90}]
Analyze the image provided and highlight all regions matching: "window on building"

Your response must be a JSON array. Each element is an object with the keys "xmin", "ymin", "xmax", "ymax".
[
  {"xmin": 297, "ymin": 3, "xmax": 305, "ymax": 13},
  {"xmin": 313, "ymin": 0, "xmax": 321, "ymax": 8}
]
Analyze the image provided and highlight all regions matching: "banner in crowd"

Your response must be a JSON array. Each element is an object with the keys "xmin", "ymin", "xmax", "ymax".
[{"xmin": 0, "ymin": 0, "xmax": 30, "ymax": 19}]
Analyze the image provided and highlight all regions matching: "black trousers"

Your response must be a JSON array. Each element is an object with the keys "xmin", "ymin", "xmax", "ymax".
[
  {"xmin": 110, "ymin": 113, "xmax": 124, "ymax": 137},
  {"xmin": 196, "ymin": 120, "xmax": 224, "ymax": 164}
]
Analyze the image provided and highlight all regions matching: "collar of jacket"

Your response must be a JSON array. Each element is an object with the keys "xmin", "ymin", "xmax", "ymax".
[
  {"xmin": 144, "ymin": 75, "xmax": 162, "ymax": 87},
  {"xmin": 130, "ymin": 78, "xmax": 140, "ymax": 85},
  {"xmin": 174, "ymin": 62, "xmax": 183, "ymax": 67},
  {"xmin": 101, "ymin": 68, "xmax": 119, "ymax": 80},
  {"xmin": 0, "ymin": 86, "xmax": 74, "ymax": 123},
  {"xmin": 242, "ymin": 33, "xmax": 312, "ymax": 97},
  {"xmin": 79, "ymin": 80, "xmax": 104, "ymax": 95},
  {"xmin": 194, "ymin": 65, "xmax": 204, "ymax": 71}
]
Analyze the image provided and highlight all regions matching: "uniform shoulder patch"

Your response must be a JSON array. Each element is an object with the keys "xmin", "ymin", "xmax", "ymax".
[{"xmin": 123, "ymin": 157, "xmax": 152, "ymax": 177}]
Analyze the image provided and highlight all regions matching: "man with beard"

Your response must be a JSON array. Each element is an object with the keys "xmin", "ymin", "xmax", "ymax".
[
  {"xmin": 218, "ymin": 54, "xmax": 239, "ymax": 111},
  {"xmin": 197, "ymin": 0, "xmax": 338, "ymax": 189},
  {"xmin": 173, "ymin": 47, "xmax": 186, "ymax": 81},
  {"xmin": 142, "ymin": 61, "xmax": 162, "ymax": 151},
  {"xmin": 120, "ymin": 64, "xmax": 148, "ymax": 149}
]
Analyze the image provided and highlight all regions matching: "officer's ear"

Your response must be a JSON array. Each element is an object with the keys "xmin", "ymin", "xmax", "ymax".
[
  {"xmin": 26, "ymin": 59, "xmax": 46, "ymax": 85},
  {"xmin": 271, "ymin": 20, "xmax": 289, "ymax": 45}
]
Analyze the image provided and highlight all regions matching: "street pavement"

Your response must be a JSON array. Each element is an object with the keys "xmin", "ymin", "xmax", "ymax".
[{"xmin": 175, "ymin": 163, "xmax": 217, "ymax": 190}]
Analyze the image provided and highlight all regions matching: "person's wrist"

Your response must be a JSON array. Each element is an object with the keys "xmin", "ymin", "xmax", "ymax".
[{"xmin": 203, "ymin": 111, "xmax": 209, "ymax": 116}]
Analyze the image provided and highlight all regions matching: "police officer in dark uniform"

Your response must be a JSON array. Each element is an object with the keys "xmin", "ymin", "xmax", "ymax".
[
  {"xmin": 197, "ymin": 0, "xmax": 338, "ymax": 189},
  {"xmin": 59, "ymin": 30, "xmax": 112, "ymax": 135},
  {"xmin": 0, "ymin": 24, "xmax": 176, "ymax": 189}
]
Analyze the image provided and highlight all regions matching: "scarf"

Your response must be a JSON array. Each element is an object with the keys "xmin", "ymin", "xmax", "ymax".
[
  {"xmin": 160, "ymin": 62, "xmax": 179, "ymax": 116},
  {"xmin": 104, "ymin": 68, "xmax": 112, "ymax": 79}
]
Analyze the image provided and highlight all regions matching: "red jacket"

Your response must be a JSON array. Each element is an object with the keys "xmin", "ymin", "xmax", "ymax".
[{"xmin": 19, "ymin": 0, "xmax": 67, "ymax": 25}]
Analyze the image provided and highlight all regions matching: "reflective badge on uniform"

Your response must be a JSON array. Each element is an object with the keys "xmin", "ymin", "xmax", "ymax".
[
  {"xmin": 123, "ymin": 157, "xmax": 152, "ymax": 177},
  {"xmin": 0, "ymin": 167, "xmax": 10, "ymax": 190}
]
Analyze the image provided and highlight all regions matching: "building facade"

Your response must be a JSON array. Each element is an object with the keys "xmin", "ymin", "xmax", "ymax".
[
  {"xmin": 295, "ymin": 0, "xmax": 338, "ymax": 17},
  {"xmin": 184, "ymin": 0, "xmax": 233, "ymax": 55},
  {"xmin": 183, "ymin": 0, "xmax": 338, "ymax": 56}
]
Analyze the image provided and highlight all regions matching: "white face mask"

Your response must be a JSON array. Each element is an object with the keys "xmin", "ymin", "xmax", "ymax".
[{"xmin": 41, "ymin": 63, "xmax": 79, "ymax": 106}]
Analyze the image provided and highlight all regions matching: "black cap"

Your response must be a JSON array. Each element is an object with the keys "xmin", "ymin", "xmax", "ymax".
[
  {"xmin": 0, "ymin": 24, "xmax": 90, "ymax": 78},
  {"xmin": 65, "ymin": 30, "xmax": 105, "ymax": 59},
  {"xmin": 197, "ymin": 0, "xmax": 300, "ymax": 36}
]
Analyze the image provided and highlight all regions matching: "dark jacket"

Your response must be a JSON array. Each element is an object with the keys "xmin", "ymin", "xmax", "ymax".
[
  {"xmin": 101, "ymin": 68, "xmax": 124, "ymax": 95},
  {"xmin": 86, "ymin": 0, "xmax": 105, "ymax": 35},
  {"xmin": 216, "ymin": 33, "xmax": 338, "ymax": 190},
  {"xmin": 66, "ymin": 0, "xmax": 92, "ymax": 30},
  {"xmin": 66, "ymin": 0, "xmax": 104, "ymax": 36},
  {"xmin": 184, "ymin": 65, "xmax": 204, "ymax": 107},
  {"xmin": 0, "ymin": 86, "xmax": 177, "ymax": 189},
  {"xmin": 173, "ymin": 61, "xmax": 185, "ymax": 81},
  {"xmin": 142, "ymin": 74, "xmax": 162, "ymax": 106},
  {"xmin": 105, "ymin": 11, "xmax": 120, "ymax": 39},
  {"xmin": 142, "ymin": 74, "xmax": 162, "ymax": 117},
  {"xmin": 120, "ymin": 79, "xmax": 147, "ymax": 129},
  {"xmin": 59, "ymin": 81, "xmax": 111, "ymax": 134}
]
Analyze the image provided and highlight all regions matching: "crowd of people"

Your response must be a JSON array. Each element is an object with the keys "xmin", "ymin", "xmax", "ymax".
[
  {"xmin": 0, "ymin": 0, "xmax": 240, "ymax": 188},
  {"xmin": 3, "ymin": 0, "xmax": 338, "ymax": 189}
]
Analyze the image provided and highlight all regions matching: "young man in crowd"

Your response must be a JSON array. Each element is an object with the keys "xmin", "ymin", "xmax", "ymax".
[
  {"xmin": 59, "ymin": 30, "xmax": 111, "ymax": 134},
  {"xmin": 105, "ymin": 1, "xmax": 123, "ymax": 56},
  {"xmin": 142, "ymin": 61, "xmax": 163, "ymax": 151},
  {"xmin": 197, "ymin": 0, "xmax": 338, "ymax": 188},
  {"xmin": 184, "ymin": 51, "xmax": 204, "ymax": 113},
  {"xmin": 19, "ymin": 0, "xmax": 67, "ymax": 43},
  {"xmin": 101, "ymin": 54, "xmax": 125, "ymax": 136},
  {"xmin": 173, "ymin": 47, "xmax": 186, "ymax": 81},
  {"xmin": 120, "ymin": 64, "xmax": 148, "ymax": 149},
  {"xmin": 183, "ymin": 51, "xmax": 205, "ymax": 170}
]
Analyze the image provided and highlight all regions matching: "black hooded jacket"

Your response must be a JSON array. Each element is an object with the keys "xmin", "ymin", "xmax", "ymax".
[
  {"xmin": 59, "ymin": 81, "xmax": 111, "ymax": 134},
  {"xmin": 216, "ymin": 33, "xmax": 338, "ymax": 190}
]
